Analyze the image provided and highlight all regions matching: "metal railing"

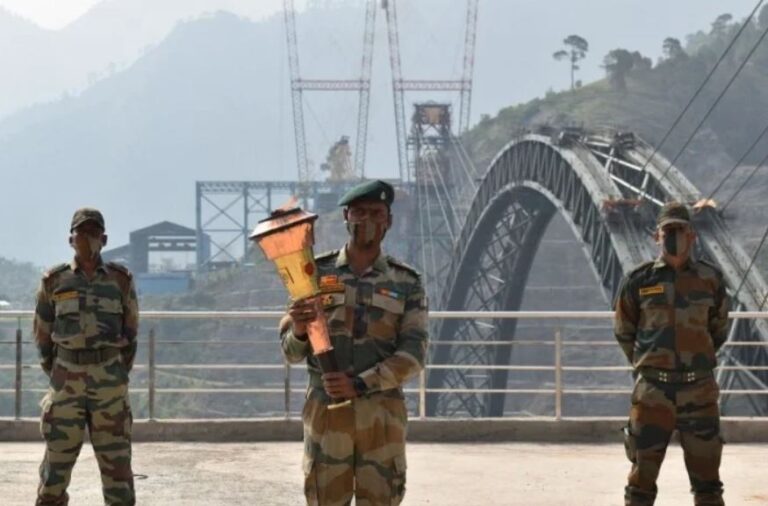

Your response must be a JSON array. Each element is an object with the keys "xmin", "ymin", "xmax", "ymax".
[{"xmin": 1, "ymin": 310, "xmax": 767, "ymax": 420}]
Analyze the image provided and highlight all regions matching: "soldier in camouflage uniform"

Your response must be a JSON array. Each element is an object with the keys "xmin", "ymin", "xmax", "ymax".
[
  {"xmin": 280, "ymin": 180, "xmax": 428, "ymax": 506},
  {"xmin": 34, "ymin": 208, "xmax": 138, "ymax": 506},
  {"xmin": 614, "ymin": 202, "xmax": 730, "ymax": 506}
]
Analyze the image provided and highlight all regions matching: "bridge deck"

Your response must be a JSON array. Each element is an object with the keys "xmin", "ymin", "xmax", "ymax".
[{"xmin": 0, "ymin": 442, "xmax": 765, "ymax": 505}]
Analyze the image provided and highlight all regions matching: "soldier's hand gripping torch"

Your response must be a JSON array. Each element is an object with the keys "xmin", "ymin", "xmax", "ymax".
[{"xmin": 250, "ymin": 206, "xmax": 351, "ymax": 409}]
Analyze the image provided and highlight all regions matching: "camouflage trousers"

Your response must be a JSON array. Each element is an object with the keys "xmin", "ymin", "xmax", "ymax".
[
  {"xmin": 36, "ymin": 354, "xmax": 134, "ymax": 506},
  {"xmin": 302, "ymin": 389, "xmax": 408, "ymax": 506},
  {"xmin": 624, "ymin": 375, "xmax": 724, "ymax": 506}
]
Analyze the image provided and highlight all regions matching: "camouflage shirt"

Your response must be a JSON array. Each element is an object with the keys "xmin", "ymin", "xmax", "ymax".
[
  {"xmin": 34, "ymin": 258, "xmax": 139, "ymax": 370},
  {"xmin": 613, "ymin": 257, "xmax": 729, "ymax": 372},
  {"xmin": 281, "ymin": 248, "xmax": 428, "ymax": 395}
]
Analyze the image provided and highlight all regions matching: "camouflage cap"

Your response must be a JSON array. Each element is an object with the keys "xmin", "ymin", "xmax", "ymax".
[
  {"xmin": 70, "ymin": 207, "xmax": 105, "ymax": 231},
  {"xmin": 338, "ymin": 179, "xmax": 395, "ymax": 207},
  {"xmin": 657, "ymin": 202, "xmax": 691, "ymax": 228}
]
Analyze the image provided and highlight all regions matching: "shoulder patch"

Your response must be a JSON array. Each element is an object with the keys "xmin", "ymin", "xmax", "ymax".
[
  {"xmin": 386, "ymin": 256, "xmax": 420, "ymax": 278},
  {"xmin": 315, "ymin": 250, "xmax": 339, "ymax": 262},
  {"xmin": 43, "ymin": 263, "xmax": 70, "ymax": 279},
  {"xmin": 626, "ymin": 260, "xmax": 654, "ymax": 279},
  {"xmin": 697, "ymin": 259, "xmax": 723, "ymax": 277},
  {"xmin": 106, "ymin": 261, "xmax": 133, "ymax": 280}
]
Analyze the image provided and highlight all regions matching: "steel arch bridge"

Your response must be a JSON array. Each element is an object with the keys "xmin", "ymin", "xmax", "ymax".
[{"xmin": 425, "ymin": 129, "xmax": 768, "ymax": 417}]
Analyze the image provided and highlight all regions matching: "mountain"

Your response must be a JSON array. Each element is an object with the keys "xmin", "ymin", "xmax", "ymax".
[
  {"xmin": 464, "ymin": 13, "xmax": 768, "ymax": 264},
  {"xmin": 0, "ymin": 257, "xmax": 40, "ymax": 308},
  {"xmin": 0, "ymin": 1, "xmax": 765, "ymax": 267},
  {"xmin": 0, "ymin": 0, "xmax": 283, "ymax": 119}
]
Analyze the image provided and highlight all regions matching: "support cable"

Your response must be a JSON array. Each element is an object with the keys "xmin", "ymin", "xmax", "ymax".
[
  {"xmin": 720, "ymin": 154, "xmax": 768, "ymax": 212},
  {"xmin": 707, "ymin": 120, "xmax": 768, "ymax": 200},
  {"xmin": 424, "ymin": 154, "xmax": 457, "ymax": 242},
  {"xmin": 448, "ymin": 140, "xmax": 478, "ymax": 214},
  {"xmin": 454, "ymin": 135, "xmax": 480, "ymax": 179},
  {"xmin": 420, "ymin": 165, "xmax": 441, "ymax": 293},
  {"xmin": 732, "ymin": 223, "xmax": 768, "ymax": 301},
  {"xmin": 637, "ymin": 0, "xmax": 764, "ymax": 191},
  {"xmin": 449, "ymin": 136, "xmax": 478, "ymax": 191},
  {"xmin": 426, "ymin": 149, "xmax": 461, "ymax": 226},
  {"xmin": 658, "ymin": 18, "xmax": 768, "ymax": 185},
  {"xmin": 415, "ymin": 163, "xmax": 430, "ymax": 290}
]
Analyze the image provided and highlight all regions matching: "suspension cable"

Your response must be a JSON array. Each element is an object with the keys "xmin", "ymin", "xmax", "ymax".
[
  {"xmin": 428, "ymin": 149, "xmax": 463, "ymax": 227},
  {"xmin": 707, "ymin": 120, "xmax": 768, "ymax": 200},
  {"xmin": 424, "ymin": 154, "xmax": 457, "ymax": 242},
  {"xmin": 414, "ymin": 163, "xmax": 430, "ymax": 289},
  {"xmin": 732, "ymin": 223, "xmax": 768, "ymax": 301},
  {"xmin": 450, "ymin": 135, "xmax": 479, "ymax": 188},
  {"xmin": 720, "ymin": 152, "xmax": 768, "ymax": 212},
  {"xmin": 449, "ymin": 138, "xmax": 478, "ymax": 191},
  {"xmin": 419, "ymin": 156, "xmax": 441, "ymax": 290},
  {"xmin": 657, "ymin": 17, "xmax": 768, "ymax": 186},
  {"xmin": 638, "ymin": 0, "xmax": 765, "ymax": 184}
]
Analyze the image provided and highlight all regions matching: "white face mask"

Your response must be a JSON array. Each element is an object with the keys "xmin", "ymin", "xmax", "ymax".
[
  {"xmin": 346, "ymin": 218, "xmax": 386, "ymax": 247},
  {"xmin": 87, "ymin": 236, "xmax": 103, "ymax": 259}
]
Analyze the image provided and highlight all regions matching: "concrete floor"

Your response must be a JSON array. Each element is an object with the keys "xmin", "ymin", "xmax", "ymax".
[{"xmin": 0, "ymin": 442, "xmax": 766, "ymax": 505}]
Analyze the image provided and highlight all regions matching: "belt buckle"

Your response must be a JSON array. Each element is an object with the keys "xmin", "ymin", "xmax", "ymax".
[{"xmin": 658, "ymin": 371, "xmax": 669, "ymax": 383}]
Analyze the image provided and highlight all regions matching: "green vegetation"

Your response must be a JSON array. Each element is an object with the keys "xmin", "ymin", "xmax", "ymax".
[
  {"xmin": 0, "ymin": 256, "xmax": 40, "ymax": 307},
  {"xmin": 466, "ymin": 8, "xmax": 768, "ymax": 194}
]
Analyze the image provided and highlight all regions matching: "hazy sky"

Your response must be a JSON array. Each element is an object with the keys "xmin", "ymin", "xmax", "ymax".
[
  {"xmin": 0, "ymin": 0, "xmax": 286, "ymax": 29},
  {"xmin": 0, "ymin": 0, "xmax": 764, "ymax": 267},
  {"xmin": 0, "ymin": 0, "xmax": 102, "ymax": 28}
]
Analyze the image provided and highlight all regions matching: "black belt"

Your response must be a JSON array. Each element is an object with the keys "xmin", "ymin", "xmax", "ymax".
[
  {"xmin": 55, "ymin": 346, "xmax": 121, "ymax": 365},
  {"xmin": 639, "ymin": 368, "xmax": 713, "ymax": 384}
]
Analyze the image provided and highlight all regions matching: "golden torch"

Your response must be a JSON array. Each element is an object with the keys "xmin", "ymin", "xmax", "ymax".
[{"xmin": 249, "ymin": 205, "xmax": 351, "ymax": 409}]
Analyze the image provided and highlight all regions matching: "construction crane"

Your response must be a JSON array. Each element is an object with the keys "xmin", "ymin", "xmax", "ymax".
[
  {"xmin": 283, "ymin": 0, "xmax": 377, "ymax": 194},
  {"xmin": 382, "ymin": 0, "xmax": 480, "ymax": 181}
]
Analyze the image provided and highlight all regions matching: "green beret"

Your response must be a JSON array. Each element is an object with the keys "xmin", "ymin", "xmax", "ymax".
[
  {"xmin": 657, "ymin": 202, "xmax": 691, "ymax": 228},
  {"xmin": 338, "ymin": 180, "xmax": 395, "ymax": 207},
  {"xmin": 70, "ymin": 207, "xmax": 105, "ymax": 231}
]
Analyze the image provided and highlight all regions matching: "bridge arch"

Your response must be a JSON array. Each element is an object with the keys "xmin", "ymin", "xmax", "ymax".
[{"xmin": 427, "ymin": 131, "xmax": 768, "ymax": 417}]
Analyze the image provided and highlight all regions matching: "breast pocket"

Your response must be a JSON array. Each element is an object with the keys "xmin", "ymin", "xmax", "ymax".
[
  {"xmin": 367, "ymin": 293, "xmax": 405, "ymax": 340},
  {"xmin": 321, "ymin": 293, "xmax": 349, "ymax": 334},
  {"xmin": 53, "ymin": 298, "xmax": 81, "ymax": 335},
  {"xmin": 95, "ymin": 297, "xmax": 124, "ymax": 337},
  {"xmin": 639, "ymin": 293, "xmax": 671, "ymax": 330},
  {"xmin": 687, "ymin": 296, "xmax": 714, "ymax": 329}
]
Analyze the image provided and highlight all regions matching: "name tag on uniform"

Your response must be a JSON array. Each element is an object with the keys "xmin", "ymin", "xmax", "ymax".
[
  {"xmin": 52, "ymin": 291, "xmax": 79, "ymax": 302},
  {"xmin": 639, "ymin": 285, "xmax": 665, "ymax": 296},
  {"xmin": 376, "ymin": 287, "xmax": 402, "ymax": 300},
  {"xmin": 319, "ymin": 275, "xmax": 344, "ymax": 293}
]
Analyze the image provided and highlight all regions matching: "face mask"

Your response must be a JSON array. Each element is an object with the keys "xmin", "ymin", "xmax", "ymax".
[
  {"xmin": 73, "ymin": 235, "xmax": 103, "ymax": 260},
  {"xmin": 346, "ymin": 218, "xmax": 385, "ymax": 246},
  {"xmin": 86, "ymin": 236, "xmax": 103, "ymax": 259},
  {"xmin": 662, "ymin": 229, "xmax": 688, "ymax": 257}
]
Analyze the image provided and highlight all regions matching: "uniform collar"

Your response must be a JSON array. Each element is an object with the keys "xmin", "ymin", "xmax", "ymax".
[
  {"xmin": 652, "ymin": 255, "xmax": 694, "ymax": 272},
  {"xmin": 336, "ymin": 246, "xmax": 389, "ymax": 274},
  {"xmin": 70, "ymin": 256, "xmax": 108, "ymax": 274}
]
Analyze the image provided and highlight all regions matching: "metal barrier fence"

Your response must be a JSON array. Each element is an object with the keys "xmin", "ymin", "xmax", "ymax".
[{"xmin": 1, "ymin": 310, "xmax": 767, "ymax": 420}]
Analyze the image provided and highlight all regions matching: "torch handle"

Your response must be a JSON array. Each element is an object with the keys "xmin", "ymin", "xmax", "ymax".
[
  {"xmin": 315, "ymin": 349, "xmax": 351, "ymax": 409},
  {"xmin": 309, "ymin": 310, "xmax": 351, "ymax": 409}
]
